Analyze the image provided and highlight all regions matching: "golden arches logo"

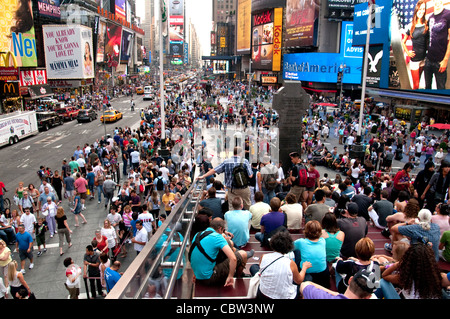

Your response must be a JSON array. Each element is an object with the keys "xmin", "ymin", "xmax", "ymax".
[{"xmin": 0, "ymin": 51, "xmax": 18, "ymax": 68}]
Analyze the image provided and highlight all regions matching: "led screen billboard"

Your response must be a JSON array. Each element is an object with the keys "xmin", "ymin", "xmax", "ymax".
[{"xmin": 285, "ymin": 0, "xmax": 320, "ymax": 47}]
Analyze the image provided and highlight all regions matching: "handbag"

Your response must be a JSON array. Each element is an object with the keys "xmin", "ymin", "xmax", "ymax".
[{"xmin": 246, "ymin": 255, "xmax": 284, "ymax": 299}]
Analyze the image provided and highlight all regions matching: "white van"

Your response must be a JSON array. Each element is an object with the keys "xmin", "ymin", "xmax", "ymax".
[{"xmin": 143, "ymin": 86, "xmax": 153, "ymax": 100}]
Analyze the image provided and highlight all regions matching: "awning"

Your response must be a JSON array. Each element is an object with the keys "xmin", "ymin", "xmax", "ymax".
[
  {"xmin": 366, "ymin": 88, "xmax": 450, "ymax": 105},
  {"xmin": 27, "ymin": 84, "xmax": 54, "ymax": 99}
]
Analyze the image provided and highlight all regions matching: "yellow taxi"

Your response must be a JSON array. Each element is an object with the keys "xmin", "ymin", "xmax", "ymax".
[
  {"xmin": 100, "ymin": 110, "xmax": 123, "ymax": 123},
  {"xmin": 136, "ymin": 87, "xmax": 144, "ymax": 94}
]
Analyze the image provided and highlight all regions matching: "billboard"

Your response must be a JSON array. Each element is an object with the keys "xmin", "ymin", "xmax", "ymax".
[
  {"xmin": 105, "ymin": 22, "xmax": 123, "ymax": 67},
  {"xmin": 284, "ymin": 22, "xmax": 363, "ymax": 84},
  {"xmin": 120, "ymin": 29, "xmax": 133, "ymax": 63},
  {"xmin": 169, "ymin": 16, "xmax": 184, "ymax": 42},
  {"xmin": 170, "ymin": 42, "xmax": 183, "ymax": 56},
  {"xmin": 285, "ymin": 0, "xmax": 320, "ymax": 47},
  {"xmin": 0, "ymin": 0, "xmax": 37, "ymax": 67},
  {"xmin": 97, "ymin": 21, "xmax": 107, "ymax": 63},
  {"xmin": 115, "ymin": 0, "xmax": 126, "ymax": 21},
  {"xmin": 136, "ymin": 36, "xmax": 143, "ymax": 62},
  {"xmin": 326, "ymin": 0, "xmax": 365, "ymax": 19},
  {"xmin": 252, "ymin": 9, "xmax": 274, "ymax": 70},
  {"xmin": 169, "ymin": 0, "xmax": 184, "ymax": 15},
  {"xmin": 237, "ymin": 0, "xmax": 252, "ymax": 54},
  {"xmin": 37, "ymin": 0, "xmax": 61, "ymax": 19},
  {"xmin": 43, "ymin": 25, "xmax": 94, "ymax": 79},
  {"xmin": 251, "ymin": 0, "xmax": 286, "ymax": 12},
  {"xmin": 389, "ymin": 0, "xmax": 450, "ymax": 91}
]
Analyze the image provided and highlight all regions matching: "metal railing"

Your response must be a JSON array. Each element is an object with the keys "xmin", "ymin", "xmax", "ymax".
[{"xmin": 105, "ymin": 178, "xmax": 205, "ymax": 299}]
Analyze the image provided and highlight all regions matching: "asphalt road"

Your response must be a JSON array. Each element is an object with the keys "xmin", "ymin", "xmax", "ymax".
[{"xmin": 1, "ymin": 94, "xmax": 145, "ymax": 193}]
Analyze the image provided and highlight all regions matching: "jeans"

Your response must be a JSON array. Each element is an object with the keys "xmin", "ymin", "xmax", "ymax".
[
  {"xmin": 0, "ymin": 227, "xmax": 16, "ymax": 243},
  {"xmin": 262, "ymin": 187, "xmax": 275, "ymax": 205},
  {"xmin": 373, "ymin": 279, "xmax": 401, "ymax": 299},
  {"xmin": 0, "ymin": 195, "xmax": 3, "ymax": 213},
  {"xmin": 424, "ymin": 58, "xmax": 447, "ymax": 90},
  {"xmin": 97, "ymin": 185, "xmax": 104, "ymax": 202}
]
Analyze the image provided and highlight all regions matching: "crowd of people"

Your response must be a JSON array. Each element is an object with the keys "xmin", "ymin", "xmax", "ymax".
[{"xmin": 0, "ymin": 76, "xmax": 450, "ymax": 300}]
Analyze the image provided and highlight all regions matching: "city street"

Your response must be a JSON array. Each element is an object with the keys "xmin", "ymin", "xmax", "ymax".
[{"xmin": 0, "ymin": 94, "xmax": 146, "ymax": 299}]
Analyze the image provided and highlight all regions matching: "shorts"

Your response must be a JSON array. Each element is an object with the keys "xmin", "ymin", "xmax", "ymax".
[
  {"xmin": 289, "ymin": 185, "xmax": 306, "ymax": 203},
  {"xmin": 66, "ymin": 190, "xmax": 74, "ymax": 198},
  {"xmin": 36, "ymin": 234, "xmax": 46, "ymax": 246},
  {"xmin": 79, "ymin": 192, "xmax": 87, "ymax": 200},
  {"xmin": 196, "ymin": 251, "xmax": 245, "ymax": 286},
  {"xmin": 19, "ymin": 248, "xmax": 33, "ymax": 261},
  {"xmin": 410, "ymin": 59, "xmax": 425, "ymax": 71},
  {"xmin": 306, "ymin": 186, "xmax": 316, "ymax": 192}
]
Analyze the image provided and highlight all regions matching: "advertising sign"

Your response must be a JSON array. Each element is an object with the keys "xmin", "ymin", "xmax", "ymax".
[
  {"xmin": 169, "ymin": 16, "xmax": 184, "ymax": 42},
  {"xmin": 0, "ymin": 0, "xmax": 37, "ymax": 67},
  {"xmin": 105, "ymin": 23, "xmax": 123, "ymax": 67},
  {"xmin": 252, "ymin": 9, "xmax": 274, "ymax": 70},
  {"xmin": 237, "ymin": 0, "xmax": 252, "ymax": 54},
  {"xmin": 169, "ymin": 0, "xmax": 184, "ymax": 15},
  {"xmin": 136, "ymin": 37, "xmax": 143, "ymax": 62},
  {"xmin": 352, "ymin": 0, "xmax": 391, "ymax": 46},
  {"xmin": 43, "ymin": 25, "xmax": 94, "ymax": 79},
  {"xmin": 115, "ymin": 0, "xmax": 126, "ymax": 21},
  {"xmin": 97, "ymin": 21, "xmax": 107, "ymax": 63},
  {"xmin": 390, "ymin": 0, "xmax": 450, "ymax": 91},
  {"xmin": 285, "ymin": 0, "xmax": 320, "ymax": 47},
  {"xmin": 170, "ymin": 42, "xmax": 183, "ymax": 56},
  {"xmin": 272, "ymin": 8, "xmax": 283, "ymax": 72},
  {"xmin": 20, "ymin": 69, "xmax": 48, "ymax": 86},
  {"xmin": 120, "ymin": 29, "xmax": 133, "ymax": 63},
  {"xmin": 37, "ymin": 0, "xmax": 61, "ymax": 19},
  {"xmin": 184, "ymin": 42, "xmax": 189, "ymax": 64}
]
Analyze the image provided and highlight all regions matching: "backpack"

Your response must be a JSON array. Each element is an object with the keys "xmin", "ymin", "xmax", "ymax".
[
  {"xmin": 264, "ymin": 174, "xmax": 278, "ymax": 191},
  {"xmin": 156, "ymin": 177, "xmax": 164, "ymax": 191},
  {"xmin": 232, "ymin": 164, "xmax": 249, "ymax": 189},
  {"xmin": 295, "ymin": 164, "xmax": 309, "ymax": 187}
]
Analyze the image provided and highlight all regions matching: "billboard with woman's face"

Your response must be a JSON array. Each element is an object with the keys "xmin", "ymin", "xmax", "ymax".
[
  {"xmin": 0, "ymin": 0, "xmax": 37, "ymax": 67},
  {"xmin": 104, "ymin": 22, "xmax": 123, "ymax": 67}
]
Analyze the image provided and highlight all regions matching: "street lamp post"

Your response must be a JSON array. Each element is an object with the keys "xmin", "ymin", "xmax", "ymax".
[
  {"xmin": 248, "ymin": 59, "xmax": 252, "ymax": 102},
  {"xmin": 337, "ymin": 64, "xmax": 345, "ymax": 110}
]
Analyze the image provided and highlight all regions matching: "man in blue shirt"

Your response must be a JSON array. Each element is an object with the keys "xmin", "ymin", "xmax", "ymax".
[
  {"xmin": 224, "ymin": 196, "xmax": 252, "ymax": 248},
  {"xmin": 15, "ymin": 224, "xmax": 34, "ymax": 274},
  {"xmin": 104, "ymin": 261, "xmax": 122, "ymax": 293},
  {"xmin": 190, "ymin": 218, "xmax": 250, "ymax": 286}
]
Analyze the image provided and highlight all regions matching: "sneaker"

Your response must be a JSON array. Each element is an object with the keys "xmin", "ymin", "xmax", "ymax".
[
  {"xmin": 43, "ymin": 248, "xmax": 47, "ymax": 253},
  {"xmin": 29, "ymin": 263, "xmax": 34, "ymax": 269},
  {"xmin": 384, "ymin": 243, "xmax": 392, "ymax": 252},
  {"xmin": 37, "ymin": 251, "xmax": 42, "ymax": 257},
  {"xmin": 98, "ymin": 201, "xmax": 101, "ymax": 204},
  {"xmin": 20, "ymin": 269, "xmax": 25, "ymax": 274}
]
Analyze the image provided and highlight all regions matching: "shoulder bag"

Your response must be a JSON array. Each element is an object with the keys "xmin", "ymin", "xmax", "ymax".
[{"xmin": 246, "ymin": 255, "xmax": 284, "ymax": 299}]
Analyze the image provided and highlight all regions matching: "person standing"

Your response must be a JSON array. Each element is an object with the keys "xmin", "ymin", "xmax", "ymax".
[
  {"xmin": 198, "ymin": 147, "xmax": 253, "ymax": 211},
  {"xmin": 131, "ymin": 220, "xmax": 148, "ymax": 255},
  {"xmin": 63, "ymin": 257, "xmax": 82, "ymax": 299},
  {"xmin": 424, "ymin": 0, "xmax": 450, "ymax": 90},
  {"xmin": 55, "ymin": 207, "xmax": 72, "ymax": 256},
  {"xmin": 0, "ymin": 180, "xmax": 6, "ymax": 213},
  {"xmin": 83, "ymin": 245, "xmax": 105, "ymax": 299},
  {"xmin": 74, "ymin": 173, "xmax": 88, "ymax": 211},
  {"xmin": 15, "ymin": 224, "xmax": 34, "ymax": 274}
]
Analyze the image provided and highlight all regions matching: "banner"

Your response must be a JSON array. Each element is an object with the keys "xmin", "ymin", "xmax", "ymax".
[
  {"xmin": 20, "ymin": 69, "xmax": 48, "ymax": 86},
  {"xmin": 237, "ymin": 0, "xmax": 252, "ymax": 54},
  {"xmin": 285, "ymin": 0, "xmax": 320, "ymax": 47},
  {"xmin": 272, "ymin": 8, "xmax": 283, "ymax": 72},
  {"xmin": 115, "ymin": 0, "xmax": 126, "ymax": 21},
  {"xmin": 105, "ymin": 22, "xmax": 123, "ymax": 67},
  {"xmin": 97, "ymin": 21, "xmax": 107, "ymax": 63},
  {"xmin": 43, "ymin": 25, "xmax": 94, "ymax": 79},
  {"xmin": 37, "ymin": 0, "xmax": 61, "ymax": 19},
  {"xmin": 120, "ymin": 29, "xmax": 133, "ymax": 63},
  {"xmin": 169, "ymin": 16, "xmax": 184, "ymax": 42},
  {"xmin": 0, "ymin": 0, "xmax": 37, "ymax": 67},
  {"xmin": 252, "ymin": 9, "xmax": 274, "ymax": 70}
]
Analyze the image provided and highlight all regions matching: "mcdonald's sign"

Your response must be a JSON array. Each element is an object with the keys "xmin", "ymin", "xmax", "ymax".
[
  {"xmin": 0, "ymin": 51, "xmax": 18, "ymax": 68},
  {"xmin": 0, "ymin": 81, "xmax": 20, "ymax": 97}
]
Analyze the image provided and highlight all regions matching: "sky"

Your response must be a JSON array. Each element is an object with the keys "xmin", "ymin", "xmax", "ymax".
[{"xmin": 136, "ymin": 0, "xmax": 212, "ymax": 56}]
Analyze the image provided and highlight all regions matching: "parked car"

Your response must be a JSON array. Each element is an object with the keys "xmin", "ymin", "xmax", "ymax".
[
  {"xmin": 38, "ymin": 97, "xmax": 58, "ymax": 104},
  {"xmin": 36, "ymin": 111, "xmax": 64, "ymax": 131},
  {"xmin": 77, "ymin": 108, "xmax": 97, "ymax": 122},
  {"xmin": 136, "ymin": 87, "xmax": 144, "ymax": 94},
  {"xmin": 55, "ymin": 106, "xmax": 79, "ymax": 121},
  {"xmin": 100, "ymin": 110, "xmax": 123, "ymax": 123}
]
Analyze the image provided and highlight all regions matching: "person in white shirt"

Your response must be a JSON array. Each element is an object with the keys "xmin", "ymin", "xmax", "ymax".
[
  {"xmin": 131, "ymin": 220, "xmax": 148, "ymax": 255},
  {"xmin": 159, "ymin": 162, "xmax": 170, "ymax": 181},
  {"xmin": 130, "ymin": 149, "xmax": 140, "ymax": 170},
  {"xmin": 137, "ymin": 209, "xmax": 155, "ymax": 238}
]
